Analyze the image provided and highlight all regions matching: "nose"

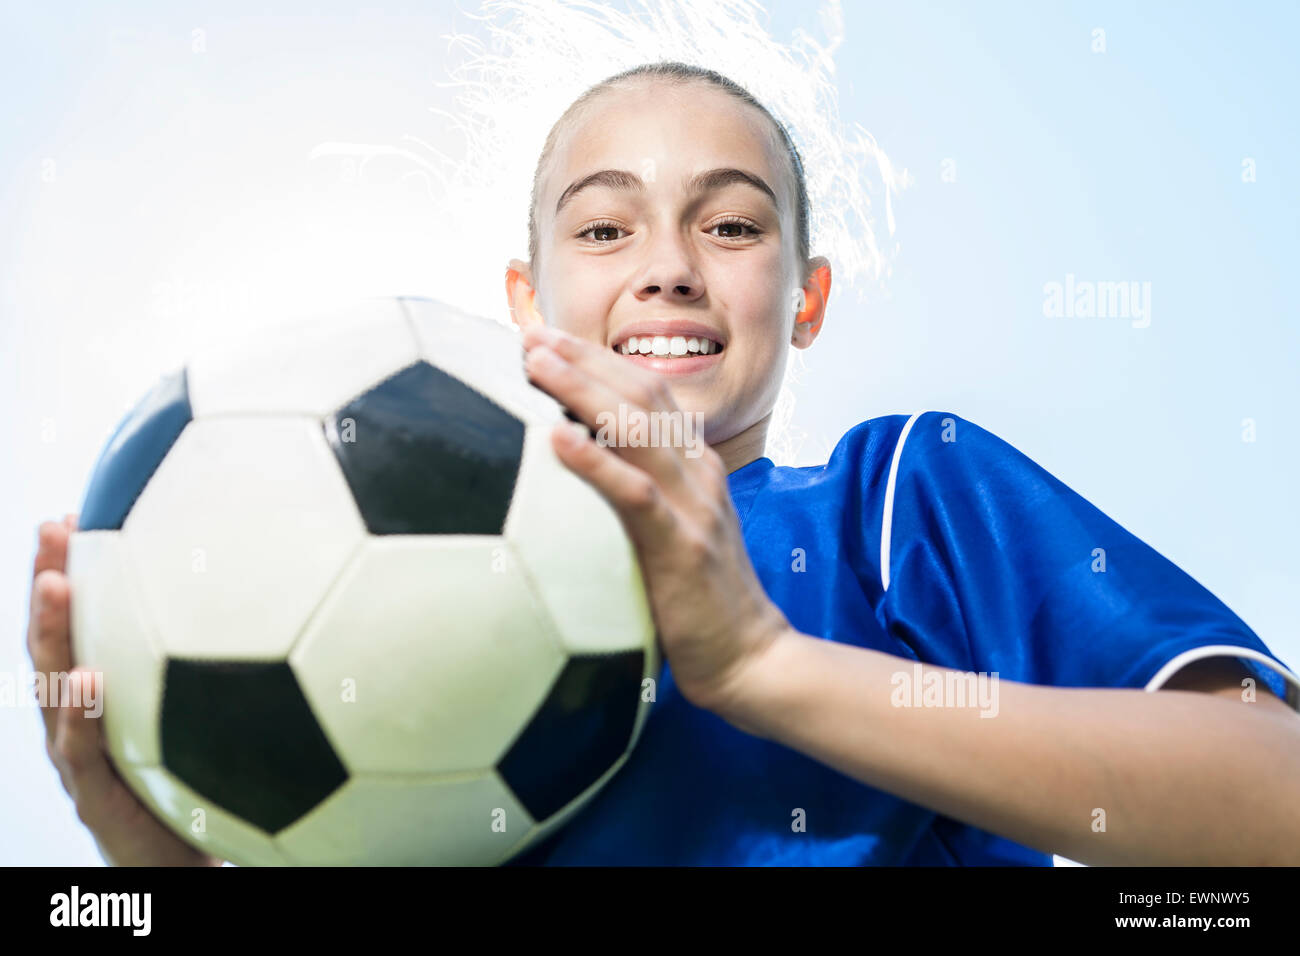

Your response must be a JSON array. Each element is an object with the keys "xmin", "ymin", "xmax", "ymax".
[{"xmin": 632, "ymin": 230, "xmax": 704, "ymax": 304}]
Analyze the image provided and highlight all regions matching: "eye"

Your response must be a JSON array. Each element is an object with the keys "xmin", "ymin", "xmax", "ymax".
[
  {"xmin": 575, "ymin": 220, "xmax": 627, "ymax": 243},
  {"xmin": 708, "ymin": 217, "xmax": 762, "ymax": 240}
]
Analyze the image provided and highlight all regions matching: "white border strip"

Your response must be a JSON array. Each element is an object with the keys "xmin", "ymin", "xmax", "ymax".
[
  {"xmin": 1145, "ymin": 644, "xmax": 1300, "ymax": 712},
  {"xmin": 880, "ymin": 410, "xmax": 932, "ymax": 593}
]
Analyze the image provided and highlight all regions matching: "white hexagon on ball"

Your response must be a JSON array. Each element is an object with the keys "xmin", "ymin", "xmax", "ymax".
[
  {"xmin": 122, "ymin": 416, "xmax": 366, "ymax": 661},
  {"xmin": 289, "ymin": 535, "xmax": 566, "ymax": 776}
]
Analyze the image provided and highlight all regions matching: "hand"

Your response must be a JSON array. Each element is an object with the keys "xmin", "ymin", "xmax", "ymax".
[
  {"xmin": 521, "ymin": 325, "xmax": 790, "ymax": 716},
  {"xmin": 27, "ymin": 515, "xmax": 223, "ymax": 866}
]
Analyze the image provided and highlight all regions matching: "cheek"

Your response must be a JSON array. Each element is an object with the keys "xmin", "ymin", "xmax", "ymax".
[
  {"xmin": 538, "ymin": 262, "xmax": 602, "ymax": 333},
  {"xmin": 748, "ymin": 343, "xmax": 788, "ymax": 397},
  {"xmin": 724, "ymin": 317, "xmax": 788, "ymax": 409},
  {"xmin": 727, "ymin": 258, "xmax": 789, "ymax": 328},
  {"xmin": 741, "ymin": 303, "xmax": 790, "ymax": 363}
]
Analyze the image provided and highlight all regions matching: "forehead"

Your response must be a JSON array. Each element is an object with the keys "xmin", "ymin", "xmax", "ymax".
[{"xmin": 543, "ymin": 79, "xmax": 791, "ymax": 215}]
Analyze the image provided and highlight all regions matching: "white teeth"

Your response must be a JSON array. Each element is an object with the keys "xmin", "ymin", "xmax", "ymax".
[{"xmin": 616, "ymin": 335, "xmax": 723, "ymax": 356}]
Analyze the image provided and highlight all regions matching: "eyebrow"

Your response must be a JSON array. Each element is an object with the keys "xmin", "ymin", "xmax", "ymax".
[{"xmin": 554, "ymin": 166, "xmax": 779, "ymax": 215}]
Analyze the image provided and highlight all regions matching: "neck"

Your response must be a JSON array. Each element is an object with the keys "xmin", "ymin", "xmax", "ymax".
[{"xmin": 711, "ymin": 412, "xmax": 771, "ymax": 474}]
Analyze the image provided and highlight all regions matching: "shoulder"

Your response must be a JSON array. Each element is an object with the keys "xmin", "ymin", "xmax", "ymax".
[
  {"xmin": 799, "ymin": 411, "xmax": 1007, "ymax": 597},
  {"xmin": 751, "ymin": 412, "xmax": 919, "ymax": 503},
  {"xmin": 744, "ymin": 411, "xmax": 1029, "ymax": 597},
  {"xmin": 827, "ymin": 409, "xmax": 1024, "ymax": 497},
  {"xmin": 807, "ymin": 411, "xmax": 1005, "ymax": 501},
  {"xmin": 879, "ymin": 410, "xmax": 1056, "ymax": 517},
  {"xmin": 820, "ymin": 411, "xmax": 926, "ymax": 486},
  {"xmin": 884, "ymin": 410, "xmax": 1026, "ymax": 474},
  {"xmin": 862, "ymin": 410, "xmax": 1044, "ymax": 592},
  {"xmin": 826, "ymin": 411, "xmax": 1023, "ymax": 476}
]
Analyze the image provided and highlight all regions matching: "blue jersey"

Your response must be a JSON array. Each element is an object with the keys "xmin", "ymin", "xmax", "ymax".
[{"xmin": 508, "ymin": 411, "xmax": 1300, "ymax": 865}]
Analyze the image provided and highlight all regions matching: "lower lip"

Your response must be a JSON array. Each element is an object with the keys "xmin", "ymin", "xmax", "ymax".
[{"xmin": 614, "ymin": 350, "xmax": 724, "ymax": 376}]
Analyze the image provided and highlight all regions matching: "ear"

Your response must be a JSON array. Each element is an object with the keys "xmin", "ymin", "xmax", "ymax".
[
  {"xmin": 505, "ymin": 258, "xmax": 546, "ymax": 330},
  {"xmin": 791, "ymin": 257, "xmax": 832, "ymax": 349}
]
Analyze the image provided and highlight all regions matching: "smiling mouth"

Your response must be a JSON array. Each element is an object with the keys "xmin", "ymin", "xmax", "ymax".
[{"xmin": 611, "ymin": 334, "xmax": 725, "ymax": 358}]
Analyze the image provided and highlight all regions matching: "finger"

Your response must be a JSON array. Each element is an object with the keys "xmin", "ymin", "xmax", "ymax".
[
  {"xmin": 30, "ymin": 520, "xmax": 74, "ymax": 742},
  {"xmin": 28, "ymin": 569, "xmax": 72, "ymax": 741},
  {"xmin": 64, "ymin": 512, "xmax": 79, "ymax": 532},
  {"xmin": 550, "ymin": 421, "xmax": 678, "ymax": 549},
  {"xmin": 525, "ymin": 343, "xmax": 688, "ymax": 495},
  {"xmin": 525, "ymin": 328, "xmax": 718, "ymax": 486},
  {"xmin": 51, "ymin": 670, "xmax": 118, "ymax": 831},
  {"xmin": 34, "ymin": 519, "xmax": 69, "ymax": 577},
  {"xmin": 523, "ymin": 324, "xmax": 675, "ymax": 415}
]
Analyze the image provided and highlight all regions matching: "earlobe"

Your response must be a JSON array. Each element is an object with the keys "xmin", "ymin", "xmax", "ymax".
[{"xmin": 791, "ymin": 259, "xmax": 832, "ymax": 348}]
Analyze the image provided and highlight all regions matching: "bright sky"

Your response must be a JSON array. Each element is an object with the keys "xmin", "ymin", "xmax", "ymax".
[{"xmin": 2, "ymin": 0, "xmax": 1296, "ymax": 866}]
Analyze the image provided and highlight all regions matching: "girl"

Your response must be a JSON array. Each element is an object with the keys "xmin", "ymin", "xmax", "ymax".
[
  {"xmin": 29, "ymin": 61, "xmax": 1300, "ymax": 866},
  {"xmin": 503, "ymin": 61, "xmax": 1300, "ymax": 865}
]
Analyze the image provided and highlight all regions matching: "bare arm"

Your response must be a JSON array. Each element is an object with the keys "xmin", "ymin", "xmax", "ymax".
[{"xmin": 716, "ymin": 627, "xmax": 1300, "ymax": 865}]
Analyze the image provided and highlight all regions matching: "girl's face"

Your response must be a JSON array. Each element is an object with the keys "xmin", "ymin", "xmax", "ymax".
[{"xmin": 508, "ymin": 79, "xmax": 829, "ymax": 452}]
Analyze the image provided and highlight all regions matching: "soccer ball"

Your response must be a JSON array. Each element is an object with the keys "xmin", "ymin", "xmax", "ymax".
[{"xmin": 66, "ymin": 297, "xmax": 658, "ymax": 865}]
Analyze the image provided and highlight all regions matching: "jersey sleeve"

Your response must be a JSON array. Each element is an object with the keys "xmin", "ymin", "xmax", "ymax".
[{"xmin": 875, "ymin": 411, "xmax": 1300, "ymax": 709}]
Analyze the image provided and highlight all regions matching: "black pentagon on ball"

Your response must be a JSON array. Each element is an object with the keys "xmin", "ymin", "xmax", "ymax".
[
  {"xmin": 324, "ymin": 361, "xmax": 524, "ymax": 535},
  {"xmin": 78, "ymin": 367, "xmax": 192, "ymax": 531},
  {"xmin": 160, "ymin": 659, "xmax": 347, "ymax": 835},
  {"xmin": 498, "ymin": 650, "xmax": 645, "ymax": 822}
]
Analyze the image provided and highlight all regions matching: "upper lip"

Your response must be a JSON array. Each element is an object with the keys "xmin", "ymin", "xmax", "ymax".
[{"xmin": 610, "ymin": 320, "xmax": 727, "ymax": 350}]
